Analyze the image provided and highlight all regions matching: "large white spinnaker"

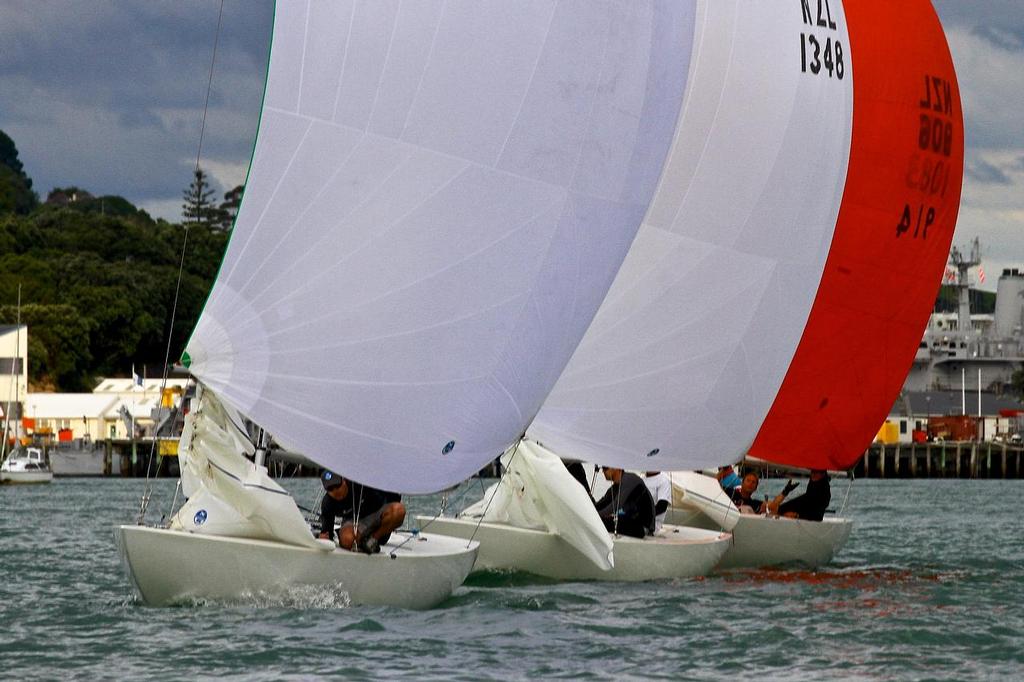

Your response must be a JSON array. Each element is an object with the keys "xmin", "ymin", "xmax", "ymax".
[
  {"xmin": 529, "ymin": 0, "xmax": 853, "ymax": 470},
  {"xmin": 530, "ymin": 0, "xmax": 964, "ymax": 474},
  {"xmin": 183, "ymin": 2, "xmax": 698, "ymax": 493}
]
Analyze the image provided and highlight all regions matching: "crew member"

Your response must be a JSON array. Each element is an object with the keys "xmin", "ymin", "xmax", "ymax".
[
  {"xmin": 318, "ymin": 470, "xmax": 405, "ymax": 554},
  {"xmin": 593, "ymin": 466, "xmax": 655, "ymax": 538},
  {"xmin": 644, "ymin": 470, "xmax": 672, "ymax": 532},
  {"xmin": 777, "ymin": 469, "xmax": 831, "ymax": 521}
]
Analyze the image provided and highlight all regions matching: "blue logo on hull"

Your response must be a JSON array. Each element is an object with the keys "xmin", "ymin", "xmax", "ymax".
[{"xmin": 194, "ymin": 509, "xmax": 208, "ymax": 526}]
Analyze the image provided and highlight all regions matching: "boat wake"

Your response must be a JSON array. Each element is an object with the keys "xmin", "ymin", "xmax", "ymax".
[{"xmin": 126, "ymin": 584, "xmax": 354, "ymax": 610}]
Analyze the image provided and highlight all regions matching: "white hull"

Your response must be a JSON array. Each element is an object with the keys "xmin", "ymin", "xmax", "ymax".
[
  {"xmin": 664, "ymin": 508, "xmax": 853, "ymax": 569},
  {"xmin": 416, "ymin": 516, "xmax": 730, "ymax": 581},
  {"xmin": 1, "ymin": 448, "xmax": 53, "ymax": 484},
  {"xmin": 0, "ymin": 470, "xmax": 53, "ymax": 484},
  {"xmin": 117, "ymin": 525, "xmax": 478, "ymax": 609}
]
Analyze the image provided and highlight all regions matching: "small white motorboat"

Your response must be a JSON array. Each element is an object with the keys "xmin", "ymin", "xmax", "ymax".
[{"xmin": 0, "ymin": 447, "xmax": 53, "ymax": 485}]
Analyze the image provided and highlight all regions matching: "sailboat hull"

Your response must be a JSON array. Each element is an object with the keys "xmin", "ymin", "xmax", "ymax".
[
  {"xmin": 116, "ymin": 525, "xmax": 478, "ymax": 609},
  {"xmin": 416, "ymin": 517, "xmax": 730, "ymax": 582},
  {"xmin": 664, "ymin": 509, "xmax": 853, "ymax": 569}
]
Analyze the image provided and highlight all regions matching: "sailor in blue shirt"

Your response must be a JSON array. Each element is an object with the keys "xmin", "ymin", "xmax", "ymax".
[{"xmin": 716, "ymin": 464, "xmax": 741, "ymax": 491}]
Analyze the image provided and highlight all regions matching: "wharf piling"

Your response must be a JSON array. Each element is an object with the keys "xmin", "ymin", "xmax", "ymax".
[{"xmin": 854, "ymin": 442, "xmax": 1023, "ymax": 478}]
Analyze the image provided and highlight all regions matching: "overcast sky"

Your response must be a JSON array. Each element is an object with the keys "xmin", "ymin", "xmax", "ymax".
[{"xmin": 0, "ymin": 1, "xmax": 1021, "ymax": 291}]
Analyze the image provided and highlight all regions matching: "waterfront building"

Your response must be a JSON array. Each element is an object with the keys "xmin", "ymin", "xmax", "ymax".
[
  {"xmin": 881, "ymin": 390, "xmax": 1024, "ymax": 445},
  {"xmin": 0, "ymin": 324, "xmax": 28, "ymax": 421},
  {"xmin": 20, "ymin": 393, "xmax": 119, "ymax": 442}
]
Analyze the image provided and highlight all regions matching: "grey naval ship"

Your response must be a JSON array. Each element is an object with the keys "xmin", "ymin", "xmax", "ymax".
[{"xmin": 905, "ymin": 238, "xmax": 1024, "ymax": 393}]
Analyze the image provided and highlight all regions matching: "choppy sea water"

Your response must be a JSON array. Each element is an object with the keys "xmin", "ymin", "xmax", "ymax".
[{"xmin": 1, "ymin": 477, "xmax": 1021, "ymax": 681}]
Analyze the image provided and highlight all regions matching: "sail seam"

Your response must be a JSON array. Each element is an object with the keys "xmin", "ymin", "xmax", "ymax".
[
  {"xmin": 492, "ymin": 1, "xmax": 558, "ymax": 166},
  {"xmin": 295, "ymin": 0, "xmax": 312, "ymax": 115},
  {"xmin": 217, "ymin": 119, "xmax": 314, "ymax": 288},
  {"xmin": 397, "ymin": 0, "xmax": 446, "ymax": 140},
  {"xmin": 329, "ymin": 2, "xmax": 357, "ymax": 123},
  {"xmin": 363, "ymin": 0, "xmax": 402, "ymax": 135}
]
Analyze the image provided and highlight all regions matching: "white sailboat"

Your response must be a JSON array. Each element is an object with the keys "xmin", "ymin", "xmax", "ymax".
[
  {"xmin": 665, "ymin": 471, "xmax": 853, "ymax": 569},
  {"xmin": 118, "ymin": 2, "xmax": 700, "ymax": 608},
  {"xmin": 419, "ymin": 440, "xmax": 731, "ymax": 581}
]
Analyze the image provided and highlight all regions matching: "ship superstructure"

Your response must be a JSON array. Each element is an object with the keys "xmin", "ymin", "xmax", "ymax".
[{"xmin": 905, "ymin": 238, "xmax": 1024, "ymax": 392}]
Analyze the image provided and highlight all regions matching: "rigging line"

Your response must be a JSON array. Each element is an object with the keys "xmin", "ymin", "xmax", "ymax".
[
  {"xmin": 613, "ymin": 472, "xmax": 621, "ymax": 538},
  {"xmin": 839, "ymin": 469, "xmax": 854, "ymax": 517},
  {"xmin": 466, "ymin": 440, "xmax": 522, "ymax": 549},
  {"xmin": 350, "ymin": 480, "xmax": 366, "ymax": 550},
  {"xmin": 194, "ymin": 0, "xmax": 225, "ymax": 175},
  {"xmin": 389, "ymin": 478, "xmax": 480, "ymax": 556},
  {"xmin": 137, "ymin": 2, "xmax": 225, "ymax": 524}
]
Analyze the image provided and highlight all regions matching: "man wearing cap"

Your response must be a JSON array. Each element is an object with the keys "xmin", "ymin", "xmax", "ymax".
[
  {"xmin": 319, "ymin": 470, "xmax": 405, "ymax": 554},
  {"xmin": 593, "ymin": 466, "xmax": 655, "ymax": 539}
]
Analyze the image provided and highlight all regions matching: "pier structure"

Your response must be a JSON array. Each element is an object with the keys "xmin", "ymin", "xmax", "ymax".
[{"xmin": 855, "ymin": 441, "xmax": 1022, "ymax": 479}]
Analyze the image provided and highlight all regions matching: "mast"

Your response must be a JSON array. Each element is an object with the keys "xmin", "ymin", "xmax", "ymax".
[{"xmin": 949, "ymin": 237, "xmax": 981, "ymax": 335}]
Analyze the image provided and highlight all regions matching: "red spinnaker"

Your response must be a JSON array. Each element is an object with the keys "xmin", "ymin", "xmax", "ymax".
[{"xmin": 750, "ymin": 0, "xmax": 964, "ymax": 470}]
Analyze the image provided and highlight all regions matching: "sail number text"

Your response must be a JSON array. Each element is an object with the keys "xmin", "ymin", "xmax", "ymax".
[
  {"xmin": 897, "ymin": 75, "xmax": 956, "ymax": 240},
  {"xmin": 799, "ymin": 0, "xmax": 844, "ymax": 80}
]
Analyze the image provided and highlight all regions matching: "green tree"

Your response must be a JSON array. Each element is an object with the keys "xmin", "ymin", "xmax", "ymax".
[
  {"xmin": 0, "ymin": 303, "xmax": 94, "ymax": 391},
  {"xmin": 217, "ymin": 184, "xmax": 244, "ymax": 231},
  {"xmin": 1, "ymin": 190, "xmax": 229, "ymax": 390},
  {"xmin": 1010, "ymin": 369, "xmax": 1024, "ymax": 400},
  {"xmin": 0, "ymin": 131, "xmax": 38, "ymax": 214},
  {"xmin": 182, "ymin": 168, "xmax": 218, "ymax": 228}
]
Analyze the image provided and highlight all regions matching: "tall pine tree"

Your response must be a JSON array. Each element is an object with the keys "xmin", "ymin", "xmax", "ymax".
[{"xmin": 181, "ymin": 167, "xmax": 217, "ymax": 227}]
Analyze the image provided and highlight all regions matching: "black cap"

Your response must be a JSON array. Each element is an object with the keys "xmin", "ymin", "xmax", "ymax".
[{"xmin": 321, "ymin": 470, "xmax": 343, "ymax": 490}]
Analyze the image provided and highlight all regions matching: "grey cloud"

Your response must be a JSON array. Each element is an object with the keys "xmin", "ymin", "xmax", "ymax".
[
  {"xmin": 965, "ymin": 158, "xmax": 1011, "ymax": 185},
  {"xmin": 0, "ymin": 1, "xmax": 273, "ymax": 215},
  {"xmin": 933, "ymin": 1, "xmax": 1024, "ymax": 32},
  {"xmin": 971, "ymin": 25, "xmax": 1024, "ymax": 52}
]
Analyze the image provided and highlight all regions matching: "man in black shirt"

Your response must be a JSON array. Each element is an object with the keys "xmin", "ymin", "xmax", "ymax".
[
  {"xmin": 729, "ymin": 470, "xmax": 795, "ymax": 515},
  {"xmin": 778, "ymin": 469, "xmax": 831, "ymax": 521},
  {"xmin": 593, "ymin": 466, "xmax": 655, "ymax": 538},
  {"xmin": 318, "ymin": 470, "xmax": 405, "ymax": 554}
]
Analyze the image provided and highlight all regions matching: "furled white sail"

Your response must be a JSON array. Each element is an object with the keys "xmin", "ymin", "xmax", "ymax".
[
  {"xmin": 529, "ymin": 0, "xmax": 854, "ymax": 471},
  {"xmin": 460, "ymin": 439, "xmax": 613, "ymax": 571},
  {"xmin": 184, "ymin": 2, "xmax": 699, "ymax": 492},
  {"xmin": 172, "ymin": 388, "xmax": 324, "ymax": 549}
]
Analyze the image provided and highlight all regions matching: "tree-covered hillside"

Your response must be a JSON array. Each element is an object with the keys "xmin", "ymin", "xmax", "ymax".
[{"xmin": 0, "ymin": 131, "xmax": 231, "ymax": 391}]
